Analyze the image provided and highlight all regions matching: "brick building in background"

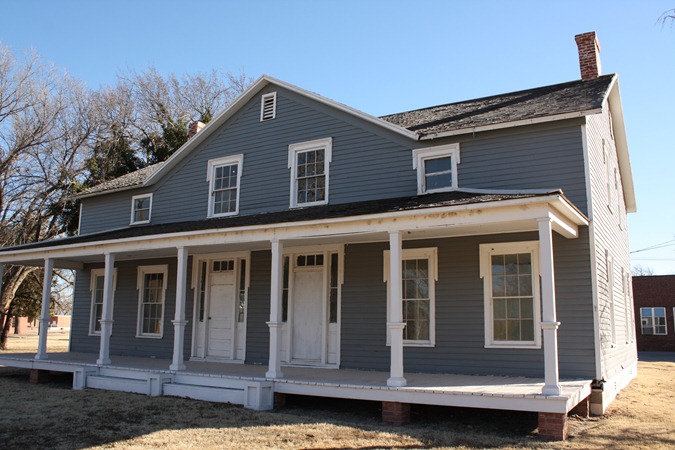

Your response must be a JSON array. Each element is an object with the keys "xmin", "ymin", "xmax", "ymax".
[{"xmin": 632, "ymin": 275, "xmax": 675, "ymax": 352}]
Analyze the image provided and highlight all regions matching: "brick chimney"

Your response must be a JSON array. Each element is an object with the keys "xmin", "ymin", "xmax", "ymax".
[
  {"xmin": 575, "ymin": 32, "xmax": 602, "ymax": 80},
  {"xmin": 188, "ymin": 121, "xmax": 205, "ymax": 139}
]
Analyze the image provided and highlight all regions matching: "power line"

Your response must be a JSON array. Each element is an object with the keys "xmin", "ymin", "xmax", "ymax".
[{"xmin": 630, "ymin": 238, "xmax": 675, "ymax": 254}]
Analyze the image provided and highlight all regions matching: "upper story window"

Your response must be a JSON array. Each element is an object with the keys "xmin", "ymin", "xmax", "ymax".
[
  {"xmin": 640, "ymin": 307, "xmax": 667, "ymax": 335},
  {"xmin": 288, "ymin": 137, "xmax": 332, "ymax": 208},
  {"xmin": 412, "ymin": 144, "xmax": 460, "ymax": 194},
  {"xmin": 261, "ymin": 92, "xmax": 277, "ymax": 121},
  {"xmin": 480, "ymin": 241, "xmax": 541, "ymax": 349},
  {"xmin": 131, "ymin": 194, "xmax": 152, "ymax": 225},
  {"xmin": 207, "ymin": 155, "xmax": 243, "ymax": 217}
]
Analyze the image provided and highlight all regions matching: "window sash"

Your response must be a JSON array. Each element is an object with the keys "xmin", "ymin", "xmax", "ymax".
[
  {"xmin": 137, "ymin": 266, "xmax": 167, "ymax": 337},
  {"xmin": 480, "ymin": 242, "xmax": 540, "ymax": 348},
  {"xmin": 423, "ymin": 156, "xmax": 453, "ymax": 192},
  {"xmin": 641, "ymin": 307, "xmax": 667, "ymax": 335},
  {"xmin": 131, "ymin": 194, "xmax": 152, "ymax": 224},
  {"xmin": 296, "ymin": 149, "xmax": 326, "ymax": 204},
  {"xmin": 212, "ymin": 164, "xmax": 239, "ymax": 215}
]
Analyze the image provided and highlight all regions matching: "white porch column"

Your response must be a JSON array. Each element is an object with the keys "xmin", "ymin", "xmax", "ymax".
[
  {"xmin": 387, "ymin": 230, "xmax": 407, "ymax": 387},
  {"xmin": 97, "ymin": 253, "xmax": 115, "ymax": 365},
  {"xmin": 538, "ymin": 217, "xmax": 562, "ymax": 395},
  {"xmin": 266, "ymin": 238, "xmax": 284, "ymax": 379},
  {"xmin": 170, "ymin": 246, "xmax": 189, "ymax": 371},
  {"xmin": 35, "ymin": 258, "xmax": 54, "ymax": 360}
]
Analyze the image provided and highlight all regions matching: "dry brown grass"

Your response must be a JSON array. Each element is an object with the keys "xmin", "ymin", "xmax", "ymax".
[{"xmin": 0, "ymin": 332, "xmax": 673, "ymax": 449}]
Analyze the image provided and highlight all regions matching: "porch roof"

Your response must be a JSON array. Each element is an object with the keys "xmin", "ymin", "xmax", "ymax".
[
  {"xmin": 0, "ymin": 189, "xmax": 588, "ymax": 268},
  {"xmin": 2, "ymin": 190, "xmax": 576, "ymax": 253}
]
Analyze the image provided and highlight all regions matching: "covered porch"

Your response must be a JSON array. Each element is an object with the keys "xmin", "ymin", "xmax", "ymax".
[{"xmin": 0, "ymin": 190, "xmax": 590, "ymax": 440}]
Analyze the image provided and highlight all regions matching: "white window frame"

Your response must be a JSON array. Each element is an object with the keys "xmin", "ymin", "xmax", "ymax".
[
  {"xmin": 88, "ymin": 268, "xmax": 117, "ymax": 336},
  {"xmin": 412, "ymin": 144, "xmax": 460, "ymax": 194},
  {"xmin": 130, "ymin": 193, "xmax": 153, "ymax": 225},
  {"xmin": 288, "ymin": 137, "xmax": 332, "ymax": 208},
  {"xmin": 207, "ymin": 154, "xmax": 243, "ymax": 218},
  {"xmin": 480, "ymin": 241, "xmax": 541, "ymax": 349},
  {"xmin": 136, "ymin": 264, "xmax": 169, "ymax": 339},
  {"xmin": 606, "ymin": 251, "xmax": 616, "ymax": 346},
  {"xmin": 383, "ymin": 247, "xmax": 438, "ymax": 347},
  {"xmin": 640, "ymin": 307, "xmax": 667, "ymax": 336},
  {"xmin": 260, "ymin": 92, "xmax": 277, "ymax": 121}
]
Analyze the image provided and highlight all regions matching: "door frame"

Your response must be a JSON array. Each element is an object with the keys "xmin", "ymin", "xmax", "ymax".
[
  {"xmin": 282, "ymin": 244, "xmax": 343, "ymax": 368},
  {"xmin": 190, "ymin": 251, "xmax": 250, "ymax": 362}
]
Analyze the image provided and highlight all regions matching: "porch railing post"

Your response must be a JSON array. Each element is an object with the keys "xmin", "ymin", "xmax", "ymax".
[
  {"xmin": 538, "ymin": 217, "xmax": 562, "ymax": 395},
  {"xmin": 170, "ymin": 246, "xmax": 189, "ymax": 371},
  {"xmin": 387, "ymin": 230, "xmax": 407, "ymax": 387},
  {"xmin": 97, "ymin": 253, "xmax": 115, "ymax": 365},
  {"xmin": 266, "ymin": 238, "xmax": 284, "ymax": 379},
  {"xmin": 35, "ymin": 258, "xmax": 54, "ymax": 360}
]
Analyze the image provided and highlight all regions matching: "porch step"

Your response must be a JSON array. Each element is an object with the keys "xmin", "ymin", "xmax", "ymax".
[
  {"xmin": 163, "ymin": 383, "xmax": 245, "ymax": 404},
  {"xmin": 165, "ymin": 375, "xmax": 274, "ymax": 410},
  {"xmin": 87, "ymin": 375, "xmax": 148, "ymax": 395}
]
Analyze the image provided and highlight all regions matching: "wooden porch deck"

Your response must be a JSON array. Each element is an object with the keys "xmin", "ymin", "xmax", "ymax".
[{"xmin": 0, "ymin": 352, "xmax": 591, "ymax": 414}]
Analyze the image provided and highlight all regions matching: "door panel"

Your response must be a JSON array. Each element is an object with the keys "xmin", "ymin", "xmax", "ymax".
[
  {"xmin": 292, "ymin": 270, "xmax": 323, "ymax": 362},
  {"xmin": 207, "ymin": 271, "xmax": 235, "ymax": 359}
]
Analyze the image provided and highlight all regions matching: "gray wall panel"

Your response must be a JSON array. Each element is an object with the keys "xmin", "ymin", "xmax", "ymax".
[
  {"xmin": 70, "ymin": 257, "xmax": 195, "ymax": 360},
  {"xmin": 79, "ymin": 87, "xmax": 588, "ymax": 235}
]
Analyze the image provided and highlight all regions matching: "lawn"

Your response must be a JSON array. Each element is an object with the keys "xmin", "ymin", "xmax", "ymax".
[{"xmin": 1, "ymin": 331, "xmax": 673, "ymax": 449}]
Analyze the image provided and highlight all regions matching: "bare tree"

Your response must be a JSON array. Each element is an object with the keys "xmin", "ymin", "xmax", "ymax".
[
  {"xmin": 632, "ymin": 264, "xmax": 655, "ymax": 276},
  {"xmin": 0, "ymin": 44, "xmax": 96, "ymax": 348},
  {"xmin": 658, "ymin": 8, "xmax": 675, "ymax": 28}
]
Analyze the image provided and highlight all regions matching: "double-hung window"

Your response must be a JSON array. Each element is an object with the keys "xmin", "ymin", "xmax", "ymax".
[
  {"xmin": 384, "ymin": 247, "xmax": 437, "ymax": 346},
  {"xmin": 136, "ymin": 265, "xmax": 168, "ymax": 338},
  {"xmin": 89, "ymin": 269, "xmax": 117, "ymax": 335},
  {"xmin": 412, "ymin": 144, "xmax": 460, "ymax": 194},
  {"xmin": 640, "ymin": 307, "xmax": 667, "ymax": 335},
  {"xmin": 207, "ymin": 155, "xmax": 243, "ymax": 217},
  {"xmin": 131, "ymin": 194, "xmax": 152, "ymax": 225},
  {"xmin": 480, "ymin": 241, "xmax": 541, "ymax": 348},
  {"xmin": 288, "ymin": 138, "xmax": 332, "ymax": 207}
]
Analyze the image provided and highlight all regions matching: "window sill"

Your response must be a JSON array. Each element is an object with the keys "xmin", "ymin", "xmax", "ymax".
[
  {"xmin": 88, "ymin": 332, "xmax": 102, "ymax": 337},
  {"xmin": 136, "ymin": 334, "xmax": 163, "ymax": 339},
  {"xmin": 290, "ymin": 200, "xmax": 328, "ymax": 209},
  {"xmin": 386, "ymin": 341, "xmax": 435, "ymax": 348},
  {"xmin": 484, "ymin": 342, "xmax": 541, "ymax": 350},
  {"xmin": 130, "ymin": 220, "xmax": 151, "ymax": 226},
  {"xmin": 208, "ymin": 211, "xmax": 239, "ymax": 219},
  {"xmin": 419, "ymin": 186, "xmax": 457, "ymax": 195}
]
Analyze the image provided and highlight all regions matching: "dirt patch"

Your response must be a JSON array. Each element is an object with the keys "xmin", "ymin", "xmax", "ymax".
[{"xmin": 1, "ymin": 332, "xmax": 673, "ymax": 449}]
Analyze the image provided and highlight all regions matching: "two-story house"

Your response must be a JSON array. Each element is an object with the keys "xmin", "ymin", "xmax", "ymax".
[{"xmin": 0, "ymin": 32, "xmax": 636, "ymax": 441}]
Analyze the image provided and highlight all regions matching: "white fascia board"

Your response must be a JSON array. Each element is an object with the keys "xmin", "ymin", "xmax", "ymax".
[
  {"xmin": 605, "ymin": 77, "xmax": 636, "ymax": 213},
  {"xmin": 143, "ymin": 75, "xmax": 418, "ymax": 188},
  {"xmin": 418, "ymin": 109, "xmax": 602, "ymax": 141},
  {"xmin": 0, "ymin": 194, "xmax": 586, "ymax": 263}
]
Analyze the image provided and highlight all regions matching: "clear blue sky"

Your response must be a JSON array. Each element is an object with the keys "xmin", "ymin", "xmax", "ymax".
[{"xmin": 3, "ymin": 0, "xmax": 674, "ymax": 273}]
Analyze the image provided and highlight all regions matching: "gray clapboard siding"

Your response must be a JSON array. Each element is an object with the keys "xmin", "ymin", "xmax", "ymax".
[
  {"xmin": 341, "ymin": 232, "xmax": 595, "ymax": 378},
  {"xmin": 79, "ymin": 87, "xmax": 588, "ymax": 236},
  {"xmin": 244, "ymin": 250, "xmax": 271, "ymax": 364},
  {"xmin": 70, "ymin": 257, "xmax": 194, "ymax": 360}
]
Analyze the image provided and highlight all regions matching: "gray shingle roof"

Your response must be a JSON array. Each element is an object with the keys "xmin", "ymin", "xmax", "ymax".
[
  {"xmin": 380, "ymin": 75, "xmax": 614, "ymax": 137},
  {"xmin": 73, "ymin": 162, "xmax": 166, "ymax": 199},
  {"xmin": 2, "ymin": 190, "xmax": 562, "ymax": 252}
]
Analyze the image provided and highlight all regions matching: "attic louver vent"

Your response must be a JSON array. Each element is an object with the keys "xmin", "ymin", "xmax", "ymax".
[{"xmin": 261, "ymin": 92, "xmax": 276, "ymax": 121}]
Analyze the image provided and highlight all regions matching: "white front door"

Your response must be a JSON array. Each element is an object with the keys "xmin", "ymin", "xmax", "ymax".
[
  {"xmin": 291, "ymin": 269, "xmax": 324, "ymax": 363},
  {"xmin": 207, "ymin": 271, "xmax": 236, "ymax": 359}
]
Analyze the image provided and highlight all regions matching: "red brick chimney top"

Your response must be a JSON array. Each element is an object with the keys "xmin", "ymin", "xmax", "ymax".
[
  {"xmin": 575, "ymin": 32, "xmax": 602, "ymax": 81},
  {"xmin": 188, "ymin": 121, "xmax": 205, "ymax": 139}
]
